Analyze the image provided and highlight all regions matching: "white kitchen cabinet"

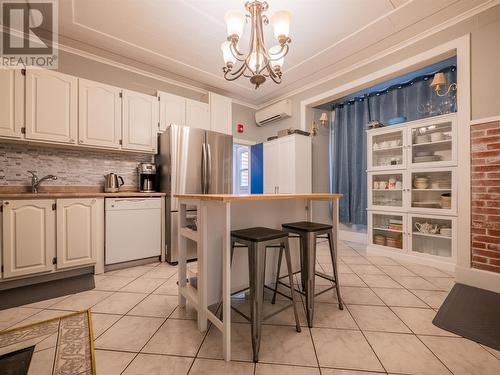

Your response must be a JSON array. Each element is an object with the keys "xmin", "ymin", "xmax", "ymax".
[
  {"xmin": 122, "ymin": 89, "xmax": 159, "ymax": 152},
  {"xmin": 186, "ymin": 99, "xmax": 210, "ymax": 130},
  {"xmin": 158, "ymin": 91, "xmax": 186, "ymax": 131},
  {"xmin": 0, "ymin": 69, "xmax": 24, "ymax": 139},
  {"xmin": 263, "ymin": 134, "xmax": 311, "ymax": 194},
  {"xmin": 56, "ymin": 198, "xmax": 103, "ymax": 269},
  {"xmin": 25, "ymin": 70, "xmax": 78, "ymax": 144},
  {"xmin": 78, "ymin": 79, "xmax": 122, "ymax": 149},
  {"xmin": 209, "ymin": 92, "xmax": 232, "ymax": 135},
  {"xmin": 2, "ymin": 200, "xmax": 56, "ymax": 278}
]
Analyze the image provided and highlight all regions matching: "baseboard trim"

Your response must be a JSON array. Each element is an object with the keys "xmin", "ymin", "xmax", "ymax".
[
  {"xmin": 455, "ymin": 266, "xmax": 500, "ymax": 293},
  {"xmin": 366, "ymin": 245, "xmax": 455, "ymax": 272}
]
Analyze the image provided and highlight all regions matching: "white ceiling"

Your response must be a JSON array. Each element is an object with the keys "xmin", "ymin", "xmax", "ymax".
[{"xmin": 57, "ymin": 0, "xmax": 490, "ymax": 106}]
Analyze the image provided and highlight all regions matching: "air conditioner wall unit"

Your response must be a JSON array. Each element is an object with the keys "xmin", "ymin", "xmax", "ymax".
[{"xmin": 255, "ymin": 99, "xmax": 292, "ymax": 126}]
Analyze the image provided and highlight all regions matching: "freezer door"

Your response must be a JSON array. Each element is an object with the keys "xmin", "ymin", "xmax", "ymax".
[
  {"xmin": 158, "ymin": 125, "xmax": 205, "ymax": 211},
  {"xmin": 205, "ymin": 130, "xmax": 233, "ymax": 194}
]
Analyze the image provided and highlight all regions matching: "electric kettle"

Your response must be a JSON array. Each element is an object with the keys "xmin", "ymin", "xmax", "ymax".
[{"xmin": 104, "ymin": 173, "xmax": 124, "ymax": 193}]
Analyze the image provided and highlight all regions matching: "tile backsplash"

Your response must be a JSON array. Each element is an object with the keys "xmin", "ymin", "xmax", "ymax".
[{"xmin": 0, "ymin": 143, "xmax": 153, "ymax": 188}]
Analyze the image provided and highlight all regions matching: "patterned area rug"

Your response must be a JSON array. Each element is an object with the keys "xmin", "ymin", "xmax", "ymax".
[{"xmin": 0, "ymin": 310, "xmax": 95, "ymax": 375}]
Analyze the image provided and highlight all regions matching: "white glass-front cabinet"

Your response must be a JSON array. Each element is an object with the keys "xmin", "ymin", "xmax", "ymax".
[
  {"xmin": 2, "ymin": 200, "xmax": 56, "ymax": 278},
  {"xmin": 367, "ymin": 114, "xmax": 458, "ymax": 267},
  {"xmin": 0, "ymin": 69, "xmax": 24, "ymax": 139},
  {"xmin": 122, "ymin": 89, "xmax": 159, "ymax": 152},
  {"xmin": 78, "ymin": 79, "xmax": 122, "ymax": 149},
  {"xmin": 25, "ymin": 70, "xmax": 78, "ymax": 144}
]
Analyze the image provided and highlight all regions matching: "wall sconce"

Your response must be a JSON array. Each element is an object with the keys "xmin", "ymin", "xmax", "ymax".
[
  {"xmin": 431, "ymin": 72, "xmax": 457, "ymax": 97},
  {"xmin": 310, "ymin": 112, "xmax": 329, "ymax": 136}
]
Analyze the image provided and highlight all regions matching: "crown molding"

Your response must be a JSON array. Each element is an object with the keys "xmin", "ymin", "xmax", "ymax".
[{"xmin": 255, "ymin": 0, "xmax": 499, "ymax": 109}]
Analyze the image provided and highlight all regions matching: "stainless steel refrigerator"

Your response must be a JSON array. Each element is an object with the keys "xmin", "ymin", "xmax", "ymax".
[{"xmin": 157, "ymin": 125, "xmax": 233, "ymax": 264}]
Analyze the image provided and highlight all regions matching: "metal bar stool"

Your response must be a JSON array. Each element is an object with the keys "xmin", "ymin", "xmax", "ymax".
[
  {"xmin": 272, "ymin": 221, "xmax": 343, "ymax": 328},
  {"xmin": 231, "ymin": 227, "xmax": 301, "ymax": 362}
]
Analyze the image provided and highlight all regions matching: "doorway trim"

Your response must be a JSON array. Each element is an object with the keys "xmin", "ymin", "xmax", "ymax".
[{"xmin": 297, "ymin": 34, "xmax": 492, "ymax": 290}]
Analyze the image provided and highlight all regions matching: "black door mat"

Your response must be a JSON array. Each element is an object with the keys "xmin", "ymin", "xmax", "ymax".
[
  {"xmin": 0, "ymin": 273, "xmax": 95, "ymax": 311},
  {"xmin": 0, "ymin": 346, "xmax": 34, "ymax": 375},
  {"xmin": 433, "ymin": 283, "xmax": 500, "ymax": 351}
]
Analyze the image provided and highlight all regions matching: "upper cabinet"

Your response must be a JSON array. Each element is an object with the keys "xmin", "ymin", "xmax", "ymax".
[
  {"xmin": 186, "ymin": 99, "xmax": 210, "ymax": 130},
  {"xmin": 158, "ymin": 91, "xmax": 186, "ymax": 131},
  {"xmin": 122, "ymin": 89, "xmax": 159, "ymax": 152},
  {"xmin": 0, "ymin": 69, "xmax": 24, "ymax": 139},
  {"xmin": 209, "ymin": 92, "xmax": 232, "ymax": 135},
  {"xmin": 25, "ymin": 70, "xmax": 78, "ymax": 144},
  {"xmin": 78, "ymin": 79, "xmax": 122, "ymax": 149}
]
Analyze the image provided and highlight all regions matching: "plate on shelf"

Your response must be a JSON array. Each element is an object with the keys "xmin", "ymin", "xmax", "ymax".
[
  {"xmin": 414, "ymin": 155, "xmax": 442, "ymax": 162},
  {"xmin": 413, "ymin": 201, "xmax": 441, "ymax": 208}
]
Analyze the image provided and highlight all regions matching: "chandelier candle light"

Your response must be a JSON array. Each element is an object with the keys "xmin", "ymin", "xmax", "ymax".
[{"xmin": 221, "ymin": 1, "xmax": 292, "ymax": 88}]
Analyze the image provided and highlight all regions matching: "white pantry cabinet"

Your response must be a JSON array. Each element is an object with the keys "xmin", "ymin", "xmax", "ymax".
[
  {"xmin": 158, "ymin": 91, "xmax": 186, "ymax": 131},
  {"xmin": 0, "ymin": 69, "xmax": 24, "ymax": 139},
  {"xmin": 263, "ymin": 134, "xmax": 312, "ymax": 194},
  {"xmin": 25, "ymin": 70, "xmax": 78, "ymax": 144},
  {"xmin": 56, "ymin": 198, "xmax": 103, "ymax": 269},
  {"xmin": 186, "ymin": 99, "xmax": 210, "ymax": 130},
  {"xmin": 2, "ymin": 200, "xmax": 56, "ymax": 278},
  {"xmin": 209, "ymin": 92, "xmax": 232, "ymax": 135},
  {"xmin": 122, "ymin": 89, "xmax": 159, "ymax": 152},
  {"xmin": 78, "ymin": 79, "xmax": 122, "ymax": 149}
]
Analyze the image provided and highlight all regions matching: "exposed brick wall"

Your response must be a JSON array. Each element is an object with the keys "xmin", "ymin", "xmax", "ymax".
[{"xmin": 471, "ymin": 121, "xmax": 500, "ymax": 273}]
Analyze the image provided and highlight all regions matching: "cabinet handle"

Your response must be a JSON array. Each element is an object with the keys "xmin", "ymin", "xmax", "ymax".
[
  {"xmin": 3, "ymin": 201, "xmax": 9, "ymax": 206},
  {"xmin": 69, "ymin": 138, "xmax": 75, "ymax": 143},
  {"xmin": 79, "ymin": 140, "xmax": 84, "ymax": 144}
]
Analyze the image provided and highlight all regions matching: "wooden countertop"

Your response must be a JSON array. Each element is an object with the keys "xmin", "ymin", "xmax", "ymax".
[
  {"xmin": 0, "ymin": 186, "xmax": 166, "ymax": 199},
  {"xmin": 174, "ymin": 193, "xmax": 342, "ymax": 202}
]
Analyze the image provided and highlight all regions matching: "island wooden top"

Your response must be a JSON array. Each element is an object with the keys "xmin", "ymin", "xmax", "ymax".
[{"xmin": 174, "ymin": 193, "xmax": 342, "ymax": 202}]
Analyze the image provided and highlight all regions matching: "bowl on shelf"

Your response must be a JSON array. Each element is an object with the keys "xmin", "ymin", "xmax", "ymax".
[
  {"xmin": 430, "ymin": 132, "xmax": 445, "ymax": 142},
  {"xmin": 415, "ymin": 134, "xmax": 431, "ymax": 144},
  {"xmin": 440, "ymin": 227, "xmax": 452, "ymax": 237},
  {"xmin": 416, "ymin": 151, "xmax": 433, "ymax": 157},
  {"xmin": 414, "ymin": 176, "xmax": 429, "ymax": 189}
]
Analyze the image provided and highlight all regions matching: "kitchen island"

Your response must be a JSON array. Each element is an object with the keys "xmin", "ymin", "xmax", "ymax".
[{"xmin": 174, "ymin": 193, "xmax": 342, "ymax": 361}]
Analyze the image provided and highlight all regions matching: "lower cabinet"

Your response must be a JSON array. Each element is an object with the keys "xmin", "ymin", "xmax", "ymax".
[
  {"xmin": 56, "ymin": 198, "xmax": 102, "ymax": 269},
  {"xmin": 2, "ymin": 200, "xmax": 56, "ymax": 278},
  {"xmin": 1, "ymin": 198, "xmax": 103, "ymax": 279}
]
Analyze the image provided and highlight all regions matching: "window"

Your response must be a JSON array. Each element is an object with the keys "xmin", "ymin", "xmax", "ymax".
[{"xmin": 233, "ymin": 144, "xmax": 251, "ymax": 194}]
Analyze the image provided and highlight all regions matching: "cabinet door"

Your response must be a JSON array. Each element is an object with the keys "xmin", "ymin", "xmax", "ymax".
[
  {"xmin": 209, "ymin": 92, "xmax": 232, "ymax": 135},
  {"xmin": 56, "ymin": 198, "xmax": 102, "ymax": 269},
  {"xmin": 263, "ymin": 141, "xmax": 278, "ymax": 193},
  {"xmin": 277, "ymin": 137, "xmax": 295, "ymax": 194},
  {"xmin": 368, "ymin": 211, "xmax": 406, "ymax": 252},
  {"xmin": 158, "ymin": 91, "xmax": 186, "ymax": 131},
  {"xmin": 78, "ymin": 79, "xmax": 121, "ymax": 149},
  {"xmin": 367, "ymin": 127, "xmax": 406, "ymax": 171},
  {"xmin": 122, "ymin": 89, "xmax": 158, "ymax": 152},
  {"xmin": 2, "ymin": 200, "xmax": 55, "ymax": 278},
  {"xmin": 25, "ymin": 70, "xmax": 78, "ymax": 144},
  {"xmin": 0, "ymin": 69, "xmax": 24, "ymax": 138},
  {"xmin": 186, "ymin": 99, "xmax": 209, "ymax": 130}
]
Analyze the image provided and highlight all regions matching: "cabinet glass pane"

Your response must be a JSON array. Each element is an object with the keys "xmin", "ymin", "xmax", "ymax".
[
  {"xmin": 411, "ymin": 121, "xmax": 452, "ymax": 164},
  {"xmin": 371, "ymin": 173, "xmax": 403, "ymax": 208},
  {"xmin": 372, "ymin": 213, "xmax": 404, "ymax": 250},
  {"xmin": 411, "ymin": 216, "xmax": 452, "ymax": 257},
  {"xmin": 411, "ymin": 170, "xmax": 452, "ymax": 210},
  {"xmin": 372, "ymin": 131, "xmax": 403, "ymax": 168}
]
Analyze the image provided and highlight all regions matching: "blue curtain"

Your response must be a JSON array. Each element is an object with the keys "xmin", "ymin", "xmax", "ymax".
[{"xmin": 331, "ymin": 69, "xmax": 456, "ymax": 225}]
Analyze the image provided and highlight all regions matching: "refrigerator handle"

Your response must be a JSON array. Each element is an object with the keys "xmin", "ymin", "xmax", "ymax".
[
  {"xmin": 206, "ymin": 143, "xmax": 212, "ymax": 193},
  {"xmin": 201, "ymin": 143, "xmax": 207, "ymax": 193}
]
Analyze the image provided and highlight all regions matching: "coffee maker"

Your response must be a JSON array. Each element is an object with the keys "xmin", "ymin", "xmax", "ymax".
[{"xmin": 138, "ymin": 163, "xmax": 157, "ymax": 192}]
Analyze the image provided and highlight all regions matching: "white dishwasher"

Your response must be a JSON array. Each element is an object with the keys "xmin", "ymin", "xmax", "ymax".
[{"xmin": 105, "ymin": 198, "xmax": 162, "ymax": 265}]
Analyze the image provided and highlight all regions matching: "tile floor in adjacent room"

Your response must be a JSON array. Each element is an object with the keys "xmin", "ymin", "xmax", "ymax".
[{"xmin": 2, "ymin": 240, "xmax": 500, "ymax": 375}]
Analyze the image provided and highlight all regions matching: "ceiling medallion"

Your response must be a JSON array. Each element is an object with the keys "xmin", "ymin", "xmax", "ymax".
[{"xmin": 221, "ymin": 1, "xmax": 291, "ymax": 89}]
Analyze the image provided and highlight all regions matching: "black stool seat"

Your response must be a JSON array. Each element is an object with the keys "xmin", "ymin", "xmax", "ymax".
[
  {"xmin": 282, "ymin": 221, "xmax": 332, "ymax": 232},
  {"xmin": 231, "ymin": 227, "xmax": 287, "ymax": 242}
]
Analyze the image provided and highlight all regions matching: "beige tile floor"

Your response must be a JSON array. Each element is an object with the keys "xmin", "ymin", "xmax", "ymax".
[{"xmin": 2, "ymin": 240, "xmax": 500, "ymax": 375}]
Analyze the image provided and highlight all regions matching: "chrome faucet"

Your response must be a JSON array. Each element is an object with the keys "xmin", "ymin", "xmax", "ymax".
[{"xmin": 27, "ymin": 170, "xmax": 58, "ymax": 193}]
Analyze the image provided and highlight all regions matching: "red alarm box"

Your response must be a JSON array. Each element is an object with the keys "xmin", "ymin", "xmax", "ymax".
[{"xmin": 237, "ymin": 123, "xmax": 244, "ymax": 133}]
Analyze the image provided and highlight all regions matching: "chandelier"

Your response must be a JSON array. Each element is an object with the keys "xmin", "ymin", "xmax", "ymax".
[{"xmin": 220, "ymin": 1, "xmax": 292, "ymax": 89}]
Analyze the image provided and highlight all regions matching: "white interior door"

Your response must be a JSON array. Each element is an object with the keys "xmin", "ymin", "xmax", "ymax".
[
  {"xmin": 2, "ymin": 200, "xmax": 55, "ymax": 278},
  {"xmin": 122, "ymin": 89, "xmax": 158, "ymax": 152},
  {"xmin": 56, "ymin": 198, "xmax": 102, "ymax": 269},
  {"xmin": 0, "ymin": 69, "xmax": 24, "ymax": 138},
  {"xmin": 79, "ymin": 78, "xmax": 122, "ymax": 149},
  {"xmin": 25, "ymin": 70, "xmax": 78, "ymax": 144}
]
